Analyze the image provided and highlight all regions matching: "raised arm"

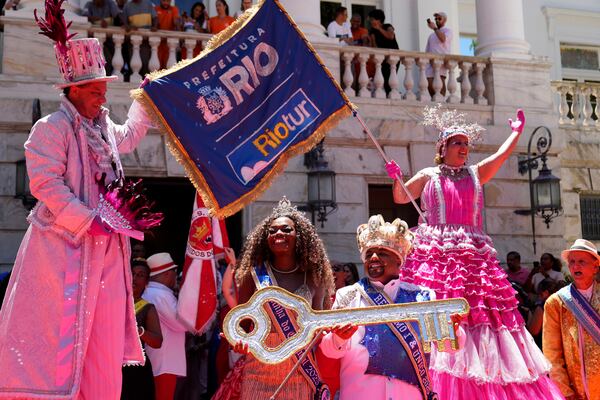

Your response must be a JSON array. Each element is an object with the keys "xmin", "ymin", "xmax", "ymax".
[
  {"xmin": 386, "ymin": 161, "xmax": 430, "ymax": 204},
  {"xmin": 477, "ymin": 109, "xmax": 525, "ymax": 184}
]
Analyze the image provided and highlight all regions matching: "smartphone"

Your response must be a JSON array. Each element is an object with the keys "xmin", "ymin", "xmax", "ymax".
[
  {"xmin": 533, "ymin": 261, "xmax": 540, "ymax": 270},
  {"xmin": 427, "ymin": 18, "xmax": 431, "ymax": 23}
]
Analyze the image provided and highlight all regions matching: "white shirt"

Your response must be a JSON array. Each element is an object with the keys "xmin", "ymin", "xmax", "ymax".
[
  {"xmin": 319, "ymin": 279, "xmax": 436, "ymax": 400},
  {"xmin": 531, "ymin": 270, "xmax": 565, "ymax": 292},
  {"xmin": 425, "ymin": 26, "xmax": 453, "ymax": 77},
  {"xmin": 143, "ymin": 281, "xmax": 188, "ymax": 377},
  {"xmin": 327, "ymin": 20, "xmax": 352, "ymax": 45}
]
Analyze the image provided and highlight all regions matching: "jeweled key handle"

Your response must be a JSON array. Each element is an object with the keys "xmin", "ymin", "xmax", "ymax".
[{"xmin": 223, "ymin": 286, "xmax": 470, "ymax": 364}]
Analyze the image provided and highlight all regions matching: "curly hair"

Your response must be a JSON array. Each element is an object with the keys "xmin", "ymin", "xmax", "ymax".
[{"xmin": 235, "ymin": 198, "xmax": 334, "ymax": 306}]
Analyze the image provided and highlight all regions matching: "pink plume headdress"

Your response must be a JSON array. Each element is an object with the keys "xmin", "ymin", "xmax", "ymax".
[
  {"xmin": 96, "ymin": 175, "xmax": 164, "ymax": 240},
  {"xmin": 423, "ymin": 104, "xmax": 485, "ymax": 155},
  {"xmin": 34, "ymin": 0, "xmax": 76, "ymax": 56}
]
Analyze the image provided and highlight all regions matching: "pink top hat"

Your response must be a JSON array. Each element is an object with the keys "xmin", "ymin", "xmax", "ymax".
[
  {"xmin": 35, "ymin": 0, "xmax": 117, "ymax": 88},
  {"xmin": 54, "ymin": 38, "xmax": 118, "ymax": 88}
]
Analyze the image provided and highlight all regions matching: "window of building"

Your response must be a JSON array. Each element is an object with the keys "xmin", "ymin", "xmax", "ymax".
[
  {"xmin": 320, "ymin": 0, "xmax": 380, "ymax": 31},
  {"xmin": 561, "ymin": 46, "xmax": 600, "ymax": 71},
  {"xmin": 368, "ymin": 184, "xmax": 420, "ymax": 228},
  {"xmin": 459, "ymin": 34, "xmax": 476, "ymax": 56},
  {"xmin": 580, "ymin": 193, "xmax": 600, "ymax": 240}
]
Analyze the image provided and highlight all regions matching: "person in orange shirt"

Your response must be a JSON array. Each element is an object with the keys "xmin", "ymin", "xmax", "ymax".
[
  {"xmin": 208, "ymin": 0, "xmax": 235, "ymax": 34},
  {"xmin": 155, "ymin": 0, "xmax": 181, "ymax": 69}
]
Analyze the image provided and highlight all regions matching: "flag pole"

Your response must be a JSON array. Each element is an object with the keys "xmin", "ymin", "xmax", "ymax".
[{"xmin": 351, "ymin": 108, "xmax": 427, "ymax": 223}]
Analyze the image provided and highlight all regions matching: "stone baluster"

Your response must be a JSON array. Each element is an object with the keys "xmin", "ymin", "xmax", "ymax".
[
  {"xmin": 416, "ymin": 58, "xmax": 430, "ymax": 102},
  {"xmin": 402, "ymin": 57, "xmax": 416, "ymax": 101},
  {"xmin": 148, "ymin": 36, "xmax": 161, "ymax": 72},
  {"xmin": 357, "ymin": 53, "xmax": 370, "ymax": 98},
  {"xmin": 387, "ymin": 55, "xmax": 401, "ymax": 99},
  {"xmin": 130, "ymin": 34, "xmax": 143, "ymax": 80},
  {"xmin": 557, "ymin": 86, "xmax": 570, "ymax": 126},
  {"xmin": 571, "ymin": 86, "xmax": 582, "ymax": 125},
  {"xmin": 112, "ymin": 33, "xmax": 125, "ymax": 80},
  {"xmin": 445, "ymin": 59, "xmax": 460, "ymax": 104},
  {"xmin": 431, "ymin": 58, "xmax": 444, "ymax": 102},
  {"xmin": 372, "ymin": 54, "xmax": 386, "ymax": 99},
  {"xmin": 593, "ymin": 87, "xmax": 600, "ymax": 129},
  {"xmin": 167, "ymin": 38, "xmax": 179, "ymax": 67},
  {"xmin": 581, "ymin": 86, "xmax": 594, "ymax": 127},
  {"xmin": 341, "ymin": 51, "xmax": 355, "ymax": 97},
  {"xmin": 473, "ymin": 62, "xmax": 487, "ymax": 105},
  {"xmin": 458, "ymin": 61, "xmax": 473, "ymax": 104},
  {"xmin": 185, "ymin": 39, "xmax": 195, "ymax": 60}
]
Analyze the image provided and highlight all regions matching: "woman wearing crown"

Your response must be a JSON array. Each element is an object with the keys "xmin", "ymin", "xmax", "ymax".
[
  {"xmin": 212, "ymin": 197, "xmax": 334, "ymax": 400},
  {"xmin": 385, "ymin": 106, "xmax": 565, "ymax": 399}
]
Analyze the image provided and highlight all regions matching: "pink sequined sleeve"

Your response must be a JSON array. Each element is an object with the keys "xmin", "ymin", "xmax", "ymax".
[{"xmin": 25, "ymin": 118, "xmax": 95, "ymax": 236}]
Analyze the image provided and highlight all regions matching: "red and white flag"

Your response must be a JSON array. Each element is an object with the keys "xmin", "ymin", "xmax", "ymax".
[{"xmin": 177, "ymin": 193, "xmax": 230, "ymax": 334}]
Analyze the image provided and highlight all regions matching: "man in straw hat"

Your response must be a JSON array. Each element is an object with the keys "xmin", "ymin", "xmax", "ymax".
[
  {"xmin": 543, "ymin": 239, "xmax": 600, "ymax": 400},
  {"xmin": 143, "ymin": 252, "xmax": 188, "ymax": 400},
  {"xmin": 0, "ymin": 0, "xmax": 154, "ymax": 398},
  {"xmin": 319, "ymin": 215, "xmax": 463, "ymax": 400}
]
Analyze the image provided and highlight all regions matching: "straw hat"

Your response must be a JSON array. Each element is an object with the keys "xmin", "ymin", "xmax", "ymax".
[{"xmin": 561, "ymin": 239, "xmax": 600, "ymax": 264}]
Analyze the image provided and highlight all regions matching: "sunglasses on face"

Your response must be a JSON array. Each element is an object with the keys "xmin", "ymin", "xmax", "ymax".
[
  {"xmin": 268, "ymin": 226, "xmax": 295, "ymax": 235},
  {"xmin": 435, "ymin": 17, "xmax": 442, "ymax": 21},
  {"xmin": 448, "ymin": 140, "xmax": 469, "ymax": 147}
]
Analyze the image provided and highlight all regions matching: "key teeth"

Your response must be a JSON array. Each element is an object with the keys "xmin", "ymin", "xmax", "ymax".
[{"xmin": 423, "ymin": 342, "xmax": 432, "ymax": 353}]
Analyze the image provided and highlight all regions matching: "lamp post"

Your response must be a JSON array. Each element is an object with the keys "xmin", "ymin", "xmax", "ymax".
[
  {"xmin": 302, "ymin": 141, "xmax": 337, "ymax": 227},
  {"xmin": 515, "ymin": 126, "xmax": 562, "ymax": 253}
]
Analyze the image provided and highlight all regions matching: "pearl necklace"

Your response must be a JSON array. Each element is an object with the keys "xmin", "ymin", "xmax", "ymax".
[{"xmin": 267, "ymin": 261, "xmax": 300, "ymax": 274}]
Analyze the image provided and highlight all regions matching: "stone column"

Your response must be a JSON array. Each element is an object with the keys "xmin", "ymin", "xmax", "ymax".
[
  {"xmin": 475, "ymin": 0, "xmax": 530, "ymax": 58},
  {"xmin": 277, "ymin": 0, "xmax": 329, "ymax": 43}
]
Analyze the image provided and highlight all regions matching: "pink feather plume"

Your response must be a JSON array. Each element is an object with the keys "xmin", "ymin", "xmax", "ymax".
[{"xmin": 34, "ymin": 0, "xmax": 76, "ymax": 53}]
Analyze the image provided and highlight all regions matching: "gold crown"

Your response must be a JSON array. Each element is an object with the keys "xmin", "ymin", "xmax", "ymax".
[{"xmin": 356, "ymin": 215, "xmax": 414, "ymax": 263}]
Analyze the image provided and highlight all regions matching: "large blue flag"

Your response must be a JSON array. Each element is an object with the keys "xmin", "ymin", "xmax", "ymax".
[{"xmin": 134, "ymin": 0, "xmax": 352, "ymax": 217}]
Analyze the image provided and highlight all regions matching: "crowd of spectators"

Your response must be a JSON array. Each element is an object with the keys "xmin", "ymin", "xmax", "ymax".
[
  {"xmin": 78, "ymin": 0, "xmax": 252, "ymax": 80},
  {"xmin": 503, "ymin": 249, "xmax": 574, "ymax": 349}
]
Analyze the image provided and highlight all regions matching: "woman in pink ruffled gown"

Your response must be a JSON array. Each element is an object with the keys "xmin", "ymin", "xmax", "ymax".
[{"xmin": 386, "ymin": 106, "xmax": 564, "ymax": 400}]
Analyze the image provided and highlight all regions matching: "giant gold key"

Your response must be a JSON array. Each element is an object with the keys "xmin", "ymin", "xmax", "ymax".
[{"xmin": 223, "ymin": 286, "xmax": 470, "ymax": 364}]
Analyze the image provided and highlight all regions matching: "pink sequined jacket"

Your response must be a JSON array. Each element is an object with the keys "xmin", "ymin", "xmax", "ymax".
[{"xmin": 0, "ymin": 96, "xmax": 152, "ymax": 398}]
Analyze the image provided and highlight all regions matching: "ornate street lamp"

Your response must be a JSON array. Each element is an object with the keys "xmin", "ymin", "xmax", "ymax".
[
  {"xmin": 515, "ymin": 126, "xmax": 562, "ymax": 253},
  {"xmin": 302, "ymin": 141, "xmax": 337, "ymax": 227}
]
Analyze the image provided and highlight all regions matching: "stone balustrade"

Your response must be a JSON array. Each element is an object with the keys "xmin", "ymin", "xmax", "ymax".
[
  {"xmin": 88, "ymin": 26, "xmax": 213, "ymax": 81},
  {"xmin": 339, "ymin": 46, "xmax": 490, "ymax": 104},
  {"xmin": 552, "ymin": 80, "xmax": 600, "ymax": 129}
]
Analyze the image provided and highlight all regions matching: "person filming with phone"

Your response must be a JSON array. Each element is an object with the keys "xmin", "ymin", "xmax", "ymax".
[{"xmin": 425, "ymin": 11, "xmax": 452, "ymax": 97}]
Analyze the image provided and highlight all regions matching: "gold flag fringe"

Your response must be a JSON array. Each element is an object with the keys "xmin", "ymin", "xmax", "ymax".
[{"xmin": 131, "ymin": 0, "xmax": 354, "ymax": 218}]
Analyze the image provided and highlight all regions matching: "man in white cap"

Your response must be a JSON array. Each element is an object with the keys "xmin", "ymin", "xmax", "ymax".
[
  {"xmin": 543, "ymin": 239, "xmax": 600, "ymax": 400},
  {"xmin": 425, "ymin": 11, "xmax": 453, "ymax": 97},
  {"xmin": 0, "ymin": 1, "xmax": 154, "ymax": 398},
  {"xmin": 143, "ymin": 252, "xmax": 188, "ymax": 400}
]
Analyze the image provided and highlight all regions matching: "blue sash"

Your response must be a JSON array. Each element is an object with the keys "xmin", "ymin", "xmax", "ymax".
[
  {"xmin": 251, "ymin": 264, "xmax": 330, "ymax": 400},
  {"xmin": 357, "ymin": 278, "xmax": 437, "ymax": 400},
  {"xmin": 557, "ymin": 284, "xmax": 600, "ymax": 345}
]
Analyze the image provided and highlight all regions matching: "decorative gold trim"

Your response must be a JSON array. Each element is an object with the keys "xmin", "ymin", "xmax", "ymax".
[{"xmin": 130, "ymin": 0, "xmax": 354, "ymax": 217}]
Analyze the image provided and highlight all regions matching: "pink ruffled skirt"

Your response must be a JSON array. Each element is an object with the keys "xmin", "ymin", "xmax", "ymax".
[{"xmin": 401, "ymin": 224, "xmax": 565, "ymax": 399}]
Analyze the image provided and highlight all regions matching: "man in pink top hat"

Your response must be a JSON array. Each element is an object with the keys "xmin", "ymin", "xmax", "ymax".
[
  {"xmin": 143, "ymin": 253, "xmax": 188, "ymax": 400},
  {"xmin": 0, "ymin": 0, "xmax": 154, "ymax": 398}
]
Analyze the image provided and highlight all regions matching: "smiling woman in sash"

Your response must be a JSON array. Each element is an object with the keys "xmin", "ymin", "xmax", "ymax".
[
  {"xmin": 543, "ymin": 239, "xmax": 600, "ymax": 400},
  {"xmin": 214, "ymin": 197, "xmax": 334, "ymax": 400}
]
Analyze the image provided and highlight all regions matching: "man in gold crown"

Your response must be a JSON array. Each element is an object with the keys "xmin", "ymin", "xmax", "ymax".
[
  {"xmin": 318, "ymin": 215, "xmax": 462, "ymax": 400},
  {"xmin": 0, "ymin": 0, "xmax": 155, "ymax": 398}
]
